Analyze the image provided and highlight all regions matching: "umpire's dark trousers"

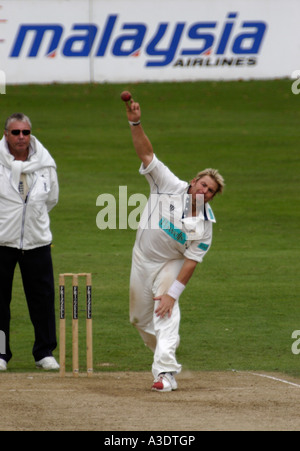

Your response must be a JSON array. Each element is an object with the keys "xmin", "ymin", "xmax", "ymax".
[{"xmin": 0, "ymin": 245, "xmax": 57, "ymax": 363}]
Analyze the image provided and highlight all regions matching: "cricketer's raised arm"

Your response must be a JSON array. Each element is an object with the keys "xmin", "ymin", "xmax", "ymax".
[{"xmin": 124, "ymin": 95, "xmax": 154, "ymax": 168}]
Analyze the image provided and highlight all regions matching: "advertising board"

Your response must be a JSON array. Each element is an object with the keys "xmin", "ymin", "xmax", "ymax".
[{"xmin": 0, "ymin": 0, "xmax": 298, "ymax": 84}]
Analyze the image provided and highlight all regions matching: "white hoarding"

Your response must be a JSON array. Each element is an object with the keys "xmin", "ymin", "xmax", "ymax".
[{"xmin": 0, "ymin": 0, "xmax": 299, "ymax": 84}]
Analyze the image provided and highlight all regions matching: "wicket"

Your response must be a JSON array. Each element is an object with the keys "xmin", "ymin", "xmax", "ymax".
[{"xmin": 59, "ymin": 273, "xmax": 93, "ymax": 378}]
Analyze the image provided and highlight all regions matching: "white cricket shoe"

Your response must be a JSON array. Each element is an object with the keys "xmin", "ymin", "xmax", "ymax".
[
  {"xmin": 0, "ymin": 359, "xmax": 7, "ymax": 371},
  {"xmin": 152, "ymin": 372, "xmax": 178, "ymax": 392},
  {"xmin": 36, "ymin": 357, "xmax": 60, "ymax": 370}
]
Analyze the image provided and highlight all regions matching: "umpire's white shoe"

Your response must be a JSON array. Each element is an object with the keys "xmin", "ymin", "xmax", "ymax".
[
  {"xmin": 36, "ymin": 357, "xmax": 60, "ymax": 370},
  {"xmin": 0, "ymin": 358, "xmax": 7, "ymax": 371},
  {"xmin": 152, "ymin": 373, "xmax": 177, "ymax": 392}
]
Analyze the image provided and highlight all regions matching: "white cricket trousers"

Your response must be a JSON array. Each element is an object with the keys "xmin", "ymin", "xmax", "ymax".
[{"xmin": 130, "ymin": 244, "xmax": 184, "ymax": 378}]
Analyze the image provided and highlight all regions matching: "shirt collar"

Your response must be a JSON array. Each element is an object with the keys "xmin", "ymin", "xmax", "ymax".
[{"xmin": 182, "ymin": 186, "xmax": 216, "ymax": 223}]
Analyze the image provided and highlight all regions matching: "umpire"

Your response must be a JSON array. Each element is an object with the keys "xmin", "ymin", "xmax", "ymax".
[{"xmin": 0, "ymin": 113, "xmax": 59, "ymax": 371}]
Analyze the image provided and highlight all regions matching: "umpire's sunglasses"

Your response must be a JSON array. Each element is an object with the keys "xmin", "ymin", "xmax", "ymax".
[{"xmin": 9, "ymin": 129, "xmax": 31, "ymax": 136}]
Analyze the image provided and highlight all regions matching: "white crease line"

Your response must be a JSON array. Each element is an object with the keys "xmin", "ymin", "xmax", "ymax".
[
  {"xmin": 245, "ymin": 372, "xmax": 300, "ymax": 389},
  {"xmin": 1, "ymin": 389, "xmax": 76, "ymax": 393}
]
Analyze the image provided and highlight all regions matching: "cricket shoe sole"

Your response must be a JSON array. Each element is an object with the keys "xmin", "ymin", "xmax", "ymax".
[{"xmin": 151, "ymin": 372, "xmax": 177, "ymax": 392}]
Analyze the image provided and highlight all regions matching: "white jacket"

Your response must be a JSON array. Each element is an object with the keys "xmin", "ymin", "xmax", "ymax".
[{"xmin": 0, "ymin": 135, "xmax": 59, "ymax": 250}]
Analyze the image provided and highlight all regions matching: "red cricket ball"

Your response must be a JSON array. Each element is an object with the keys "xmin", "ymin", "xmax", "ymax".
[{"xmin": 120, "ymin": 91, "xmax": 132, "ymax": 102}]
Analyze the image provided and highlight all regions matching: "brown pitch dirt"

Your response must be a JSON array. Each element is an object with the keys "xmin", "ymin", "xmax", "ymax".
[{"xmin": 1, "ymin": 370, "xmax": 300, "ymax": 431}]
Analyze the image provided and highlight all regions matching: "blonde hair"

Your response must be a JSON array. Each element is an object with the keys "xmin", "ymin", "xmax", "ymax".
[{"xmin": 192, "ymin": 168, "xmax": 225, "ymax": 195}]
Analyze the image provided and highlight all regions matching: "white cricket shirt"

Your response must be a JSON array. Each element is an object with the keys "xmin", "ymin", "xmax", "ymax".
[{"xmin": 135, "ymin": 155, "xmax": 216, "ymax": 263}]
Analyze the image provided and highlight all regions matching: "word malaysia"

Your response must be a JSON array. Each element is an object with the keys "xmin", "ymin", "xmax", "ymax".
[{"xmin": 10, "ymin": 12, "xmax": 266, "ymax": 68}]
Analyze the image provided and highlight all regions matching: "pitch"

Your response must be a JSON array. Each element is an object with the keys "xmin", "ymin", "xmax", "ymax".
[{"xmin": 1, "ymin": 371, "xmax": 300, "ymax": 431}]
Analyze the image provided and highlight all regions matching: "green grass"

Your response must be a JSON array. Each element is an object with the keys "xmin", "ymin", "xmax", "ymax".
[{"xmin": 2, "ymin": 79, "xmax": 300, "ymax": 377}]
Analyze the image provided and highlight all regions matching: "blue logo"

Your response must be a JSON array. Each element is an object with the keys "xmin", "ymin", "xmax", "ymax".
[
  {"xmin": 198, "ymin": 242, "xmax": 209, "ymax": 251},
  {"xmin": 10, "ymin": 12, "xmax": 267, "ymax": 68},
  {"xmin": 159, "ymin": 217, "xmax": 187, "ymax": 244}
]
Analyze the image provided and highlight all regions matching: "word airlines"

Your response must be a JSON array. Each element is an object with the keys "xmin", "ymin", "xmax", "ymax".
[{"xmin": 10, "ymin": 12, "xmax": 267, "ymax": 68}]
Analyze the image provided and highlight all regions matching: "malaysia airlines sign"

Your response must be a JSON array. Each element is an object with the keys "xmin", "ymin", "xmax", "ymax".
[
  {"xmin": 0, "ymin": 0, "xmax": 299, "ymax": 84},
  {"xmin": 10, "ymin": 13, "xmax": 266, "ymax": 67}
]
